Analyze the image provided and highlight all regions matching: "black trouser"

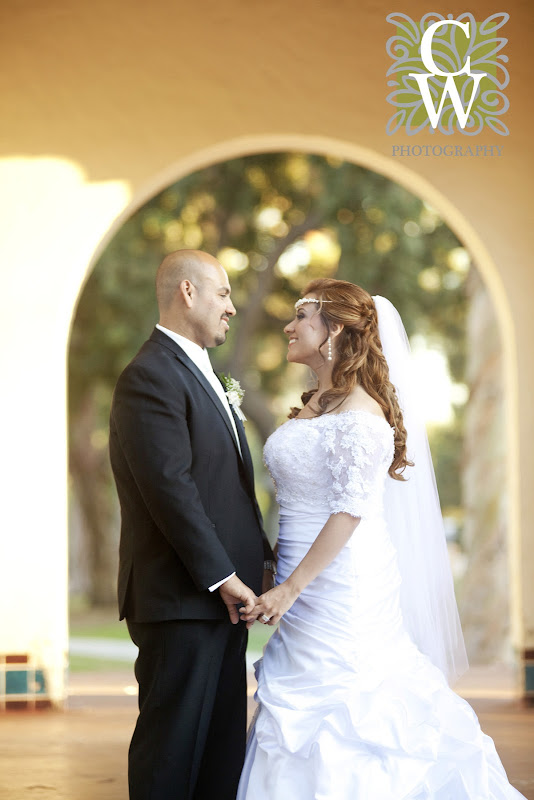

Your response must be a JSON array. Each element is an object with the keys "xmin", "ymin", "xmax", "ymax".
[{"xmin": 126, "ymin": 618, "xmax": 248, "ymax": 800}]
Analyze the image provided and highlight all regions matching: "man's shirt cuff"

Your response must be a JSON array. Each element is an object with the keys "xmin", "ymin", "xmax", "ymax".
[{"xmin": 208, "ymin": 572, "xmax": 236, "ymax": 592}]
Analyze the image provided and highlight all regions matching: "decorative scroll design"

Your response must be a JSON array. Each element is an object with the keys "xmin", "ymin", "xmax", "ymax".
[{"xmin": 386, "ymin": 13, "xmax": 510, "ymax": 136}]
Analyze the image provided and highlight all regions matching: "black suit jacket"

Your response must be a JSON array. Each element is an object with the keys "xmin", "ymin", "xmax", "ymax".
[{"xmin": 109, "ymin": 327, "xmax": 272, "ymax": 622}]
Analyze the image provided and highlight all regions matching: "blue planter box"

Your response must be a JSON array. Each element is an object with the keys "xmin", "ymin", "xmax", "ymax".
[{"xmin": 5, "ymin": 669, "xmax": 46, "ymax": 695}]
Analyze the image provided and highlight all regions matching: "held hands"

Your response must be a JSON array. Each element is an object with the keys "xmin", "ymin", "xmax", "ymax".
[
  {"xmin": 240, "ymin": 581, "xmax": 299, "ymax": 629},
  {"xmin": 219, "ymin": 575, "xmax": 257, "ymax": 624}
]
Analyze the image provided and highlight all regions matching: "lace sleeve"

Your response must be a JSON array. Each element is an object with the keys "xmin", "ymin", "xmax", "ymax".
[{"xmin": 321, "ymin": 414, "xmax": 392, "ymax": 520}]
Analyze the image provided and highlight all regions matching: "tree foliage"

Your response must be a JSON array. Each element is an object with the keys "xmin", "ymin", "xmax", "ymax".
[{"xmin": 69, "ymin": 153, "xmax": 469, "ymax": 604}]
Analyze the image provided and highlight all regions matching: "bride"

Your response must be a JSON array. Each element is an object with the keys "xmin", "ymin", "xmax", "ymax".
[{"xmin": 237, "ymin": 278, "xmax": 525, "ymax": 800}]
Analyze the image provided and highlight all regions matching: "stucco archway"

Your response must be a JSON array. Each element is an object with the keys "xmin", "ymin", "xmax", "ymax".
[
  {"xmin": 0, "ymin": 132, "xmax": 522, "ymax": 707},
  {"xmin": 73, "ymin": 132, "xmax": 521, "ymax": 669},
  {"xmin": 1, "ymin": 0, "xmax": 532, "ymax": 708}
]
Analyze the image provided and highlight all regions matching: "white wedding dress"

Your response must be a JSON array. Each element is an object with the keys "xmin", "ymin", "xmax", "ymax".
[{"xmin": 237, "ymin": 409, "xmax": 525, "ymax": 800}]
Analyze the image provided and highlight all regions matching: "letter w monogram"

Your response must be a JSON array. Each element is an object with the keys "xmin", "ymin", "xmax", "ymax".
[{"xmin": 409, "ymin": 73, "xmax": 486, "ymax": 129}]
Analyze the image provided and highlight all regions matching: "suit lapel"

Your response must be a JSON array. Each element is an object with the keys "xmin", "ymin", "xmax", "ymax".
[
  {"xmin": 150, "ymin": 329, "xmax": 242, "ymax": 459},
  {"xmin": 229, "ymin": 406, "xmax": 255, "ymax": 490}
]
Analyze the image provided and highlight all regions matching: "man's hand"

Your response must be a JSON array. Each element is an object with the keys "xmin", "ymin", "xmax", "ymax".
[
  {"xmin": 219, "ymin": 575, "xmax": 257, "ymax": 624},
  {"xmin": 240, "ymin": 581, "xmax": 299, "ymax": 629}
]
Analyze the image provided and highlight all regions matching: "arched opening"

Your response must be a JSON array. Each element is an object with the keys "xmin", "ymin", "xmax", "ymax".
[{"xmin": 68, "ymin": 135, "xmax": 520, "ymax": 680}]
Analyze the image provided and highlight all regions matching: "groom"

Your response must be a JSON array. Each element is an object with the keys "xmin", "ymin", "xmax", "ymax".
[{"xmin": 109, "ymin": 249, "xmax": 274, "ymax": 800}]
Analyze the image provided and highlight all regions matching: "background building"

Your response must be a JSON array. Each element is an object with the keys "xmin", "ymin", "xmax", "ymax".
[{"xmin": 0, "ymin": 0, "xmax": 532, "ymax": 704}]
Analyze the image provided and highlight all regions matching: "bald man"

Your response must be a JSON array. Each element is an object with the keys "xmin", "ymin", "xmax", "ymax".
[{"xmin": 109, "ymin": 250, "xmax": 274, "ymax": 800}]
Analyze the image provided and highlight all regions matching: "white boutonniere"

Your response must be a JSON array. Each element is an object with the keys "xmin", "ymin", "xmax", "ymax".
[{"xmin": 219, "ymin": 373, "xmax": 247, "ymax": 421}]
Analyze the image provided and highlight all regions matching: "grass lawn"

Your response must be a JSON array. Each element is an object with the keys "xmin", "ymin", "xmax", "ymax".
[
  {"xmin": 68, "ymin": 606, "xmax": 275, "ymax": 672},
  {"xmin": 247, "ymin": 622, "xmax": 274, "ymax": 653},
  {"xmin": 70, "ymin": 619, "xmax": 131, "ymax": 639},
  {"xmin": 69, "ymin": 655, "xmax": 134, "ymax": 672}
]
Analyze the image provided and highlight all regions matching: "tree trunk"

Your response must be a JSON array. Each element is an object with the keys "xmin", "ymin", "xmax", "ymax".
[{"xmin": 69, "ymin": 389, "xmax": 117, "ymax": 607}]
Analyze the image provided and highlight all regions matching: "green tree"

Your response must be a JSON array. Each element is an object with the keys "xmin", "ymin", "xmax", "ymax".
[{"xmin": 69, "ymin": 153, "xmax": 468, "ymax": 605}]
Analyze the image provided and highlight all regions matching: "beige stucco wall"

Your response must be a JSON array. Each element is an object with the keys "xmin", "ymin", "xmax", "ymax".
[{"xmin": 0, "ymin": 0, "xmax": 532, "ymax": 700}]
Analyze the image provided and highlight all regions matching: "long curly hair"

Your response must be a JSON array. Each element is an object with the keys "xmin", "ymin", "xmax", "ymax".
[{"xmin": 288, "ymin": 278, "xmax": 413, "ymax": 480}]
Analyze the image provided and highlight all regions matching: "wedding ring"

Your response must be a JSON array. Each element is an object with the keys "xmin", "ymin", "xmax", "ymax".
[{"xmin": 261, "ymin": 614, "xmax": 271, "ymax": 623}]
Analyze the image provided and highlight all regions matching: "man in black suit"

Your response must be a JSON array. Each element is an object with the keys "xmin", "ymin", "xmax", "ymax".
[{"xmin": 109, "ymin": 249, "xmax": 274, "ymax": 800}]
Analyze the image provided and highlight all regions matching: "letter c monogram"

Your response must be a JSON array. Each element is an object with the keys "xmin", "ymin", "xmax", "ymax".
[{"xmin": 420, "ymin": 20, "xmax": 472, "ymax": 77}]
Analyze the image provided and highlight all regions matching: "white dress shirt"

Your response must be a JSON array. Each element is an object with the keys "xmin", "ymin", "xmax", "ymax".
[
  {"xmin": 156, "ymin": 325, "xmax": 242, "ymax": 456},
  {"xmin": 156, "ymin": 324, "xmax": 237, "ymax": 591}
]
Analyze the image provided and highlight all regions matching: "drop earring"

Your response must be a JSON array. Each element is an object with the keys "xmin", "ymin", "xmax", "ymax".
[{"xmin": 327, "ymin": 336, "xmax": 333, "ymax": 361}]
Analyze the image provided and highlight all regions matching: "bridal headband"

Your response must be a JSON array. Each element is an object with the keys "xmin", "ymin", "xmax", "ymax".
[{"xmin": 294, "ymin": 298, "xmax": 333, "ymax": 310}]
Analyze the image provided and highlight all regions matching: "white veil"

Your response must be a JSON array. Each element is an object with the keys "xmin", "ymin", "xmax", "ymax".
[{"xmin": 373, "ymin": 295, "xmax": 468, "ymax": 685}]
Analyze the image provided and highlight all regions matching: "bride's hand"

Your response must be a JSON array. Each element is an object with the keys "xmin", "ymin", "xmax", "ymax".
[{"xmin": 240, "ymin": 582, "xmax": 298, "ymax": 629}]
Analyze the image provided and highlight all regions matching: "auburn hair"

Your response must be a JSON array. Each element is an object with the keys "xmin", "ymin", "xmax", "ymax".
[{"xmin": 288, "ymin": 278, "xmax": 413, "ymax": 480}]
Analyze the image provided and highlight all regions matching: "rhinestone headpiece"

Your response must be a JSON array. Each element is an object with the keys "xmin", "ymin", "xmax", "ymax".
[{"xmin": 294, "ymin": 298, "xmax": 333, "ymax": 310}]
